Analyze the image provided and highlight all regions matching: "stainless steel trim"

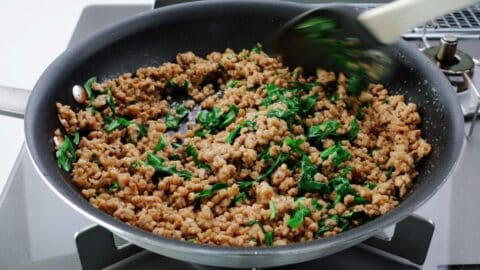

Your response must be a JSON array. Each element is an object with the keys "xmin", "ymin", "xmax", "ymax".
[{"xmin": 0, "ymin": 85, "xmax": 30, "ymax": 118}]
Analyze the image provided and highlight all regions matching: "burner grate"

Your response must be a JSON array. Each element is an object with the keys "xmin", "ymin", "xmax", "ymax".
[{"xmin": 355, "ymin": 3, "xmax": 480, "ymax": 38}]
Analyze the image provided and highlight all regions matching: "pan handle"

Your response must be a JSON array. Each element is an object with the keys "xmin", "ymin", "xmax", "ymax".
[{"xmin": 0, "ymin": 85, "xmax": 30, "ymax": 119}]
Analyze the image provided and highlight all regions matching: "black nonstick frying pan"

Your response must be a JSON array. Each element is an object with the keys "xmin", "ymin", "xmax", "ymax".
[{"xmin": 0, "ymin": 0, "xmax": 464, "ymax": 268}]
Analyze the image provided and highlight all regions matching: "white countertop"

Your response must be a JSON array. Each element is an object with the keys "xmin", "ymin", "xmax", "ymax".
[{"xmin": 0, "ymin": 0, "xmax": 150, "ymax": 194}]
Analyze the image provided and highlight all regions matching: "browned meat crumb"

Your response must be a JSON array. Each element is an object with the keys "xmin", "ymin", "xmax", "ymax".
[{"xmin": 55, "ymin": 48, "xmax": 430, "ymax": 247}]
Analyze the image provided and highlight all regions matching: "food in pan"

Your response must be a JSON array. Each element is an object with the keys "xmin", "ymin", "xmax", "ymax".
[{"xmin": 54, "ymin": 45, "xmax": 431, "ymax": 246}]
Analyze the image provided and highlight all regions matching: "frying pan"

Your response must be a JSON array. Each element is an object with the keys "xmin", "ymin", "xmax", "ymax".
[{"xmin": 0, "ymin": 0, "xmax": 464, "ymax": 268}]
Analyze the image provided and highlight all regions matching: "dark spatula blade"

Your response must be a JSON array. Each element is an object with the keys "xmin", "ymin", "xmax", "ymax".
[{"xmin": 270, "ymin": 4, "xmax": 395, "ymax": 82}]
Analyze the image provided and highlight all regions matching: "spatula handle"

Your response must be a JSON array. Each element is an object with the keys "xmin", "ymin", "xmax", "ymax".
[{"xmin": 358, "ymin": 0, "xmax": 479, "ymax": 44}]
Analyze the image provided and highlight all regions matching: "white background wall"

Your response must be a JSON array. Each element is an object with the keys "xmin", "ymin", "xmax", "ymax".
[{"xmin": 0, "ymin": 0, "xmax": 149, "ymax": 192}]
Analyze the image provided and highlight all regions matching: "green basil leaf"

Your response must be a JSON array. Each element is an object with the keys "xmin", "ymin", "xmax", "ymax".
[
  {"xmin": 195, "ymin": 183, "xmax": 229, "ymax": 209},
  {"xmin": 307, "ymin": 120, "xmax": 340, "ymax": 144},
  {"xmin": 73, "ymin": 131, "xmax": 80, "ymax": 145},
  {"xmin": 105, "ymin": 117, "xmax": 132, "ymax": 132},
  {"xmin": 226, "ymin": 80, "xmax": 240, "ymax": 89},
  {"xmin": 237, "ymin": 181, "xmax": 254, "ymax": 192},
  {"xmin": 347, "ymin": 119, "xmax": 360, "ymax": 141},
  {"xmin": 287, "ymin": 203, "xmax": 311, "ymax": 229},
  {"xmin": 186, "ymin": 144, "xmax": 211, "ymax": 170},
  {"xmin": 154, "ymin": 135, "xmax": 168, "ymax": 152},
  {"xmin": 320, "ymin": 143, "xmax": 351, "ymax": 167},
  {"xmin": 56, "ymin": 135, "xmax": 76, "ymax": 172},
  {"xmin": 297, "ymin": 155, "xmax": 330, "ymax": 194},
  {"xmin": 225, "ymin": 120, "xmax": 255, "ymax": 145},
  {"xmin": 233, "ymin": 192, "xmax": 246, "ymax": 204},
  {"xmin": 385, "ymin": 166, "xmax": 395, "ymax": 179},
  {"xmin": 106, "ymin": 94, "xmax": 116, "ymax": 115},
  {"xmin": 311, "ymin": 199, "xmax": 323, "ymax": 211},
  {"xmin": 258, "ymin": 152, "xmax": 289, "ymax": 181},
  {"xmin": 269, "ymin": 200, "xmax": 277, "ymax": 220},
  {"xmin": 108, "ymin": 182, "xmax": 120, "ymax": 193},
  {"xmin": 264, "ymin": 231, "xmax": 273, "ymax": 246},
  {"xmin": 137, "ymin": 124, "xmax": 148, "ymax": 139},
  {"xmin": 347, "ymin": 76, "xmax": 368, "ymax": 96},
  {"xmin": 84, "ymin": 77, "xmax": 97, "ymax": 101},
  {"xmin": 284, "ymin": 137, "xmax": 304, "ymax": 154}
]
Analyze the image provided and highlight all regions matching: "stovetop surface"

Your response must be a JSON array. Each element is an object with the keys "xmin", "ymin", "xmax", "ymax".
[{"xmin": 1, "ymin": 2, "xmax": 480, "ymax": 270}]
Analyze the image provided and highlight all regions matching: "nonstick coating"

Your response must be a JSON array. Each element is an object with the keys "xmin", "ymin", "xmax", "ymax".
[{"xmin": 24, "ymin": 0, "xmax": 464, "ymax": 268}]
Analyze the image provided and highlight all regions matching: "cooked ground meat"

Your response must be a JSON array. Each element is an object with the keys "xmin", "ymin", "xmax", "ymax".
[{"xmin": 54, "ymin": 46, "xmax": 431, "ymax": 247}]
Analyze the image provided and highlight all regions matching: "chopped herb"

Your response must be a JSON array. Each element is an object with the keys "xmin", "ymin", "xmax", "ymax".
[
  {"xmin": 340, "ymin": 165, "xmax": 352, "ymax": 177},
  {"xmin": 316, "ymin": 224, "xmax": 333, "ymax": 237},
  {"xmin": 356, "ymin": 109, "xmax": 365, "ymax": 120},
  {"xmin": 154, "ymin": 135, "xmax": 167, "ymax": 152},
  {"xmin": 246, "ymin": 220, "xmax": 258, "ymax": 226},
  {"xmin": 130, "ymin": 160, "xmax": 144, "ymax": 169},
  {"xmin": 84, "ymin": 77, "xmax": 97, "ymax": 102},
  {"xmin": 194, "ymin": 130, "xmax": 208, "ymax": 138},
  {"xmin": 108, "ymin": 182, "xmax": 120, "ymax": 193},
  {"xmin": 169, "ymin": 154, "xmax": 180, "ymax": 160},
  {"xmin": 166, "ymin": 105, "xmax": 189, "ymax": 131},
  {"xmin": 105, "ymin": 117, "xmax": 132, "ymax": 132},
  {"xmin": 299, "ymin": 94, "xmax": 318, "ymax": 115},
  {"xmin": 296, "ymin": 17, "xmax": 336, "ymax": 39},
  {"xmin": 311, "ymin": 199, "xmax": 323, "ymax": 211},
  {"xmin": 187, "ymin": 238, "xmax": 197, "ymax": 243},
  {"xmin": 186, "ymin": 144, "xmax": 211, "ymax": 170},
  {"xmin": 73, "ymin": 131, "xmax": 80, "ymax": 145},
  {"xmin": 195, "ymin": 183, "xmax": 229, "ymax": 209},
  {"xmin": 258, "ymin": 152, "xmax": 289, "ymax": 181},
  {"xmin": 217, "ymin": 63, "xmax": 224, "ymax": 70},
  {"xmin": 226, "ymin": 80, "xmax": 240, "ymax": 89},
  {"xmin": 321, "ymin": 143, "xmax": 351, "ymax": 167},
  {"xmin": 347, "ymin": 76, "xmax": 369, "ymax": 96},
  {"xmin": 267, "ymin": 108, "xmax": 298, "ymax": 127},
  {"xmin": 307, "ymin": 120, "xmax": 340, "ymax": 145},
  {"xmin": 347, "ymin": 119, "xmax": 360, "ymax": 141},
  {"xmin": 258, "ymin": 145, "xmax": 271, "ymax": 162},
  {"xmin": 329, "ymin": 176, "xmax": 355, "ymax": 207},
  {"xmin": 364, "ymin": 181, "xmax": 377, "ymax": 189},
  {"xmin": 172, "ymin": 142, "xmax": 182, "ymax": 148},
  {"xmin": 106, "ymin": 94, "xmax": 116, "ymax": 115},
  {"xmin": 264, "ymin": 231, "xmax": 273, "ymax": 246},
  {"xmin": 197, "ymin": 104, "xmax": 238, "ymax": 133},
  {"xmin": 146, "ymin": 152, "xmax": 192, "ymax": 179},
  {"xmin": 261, "ymin": 84, "xmax": 282, "ymax": 107},
  {"xmin": 137, "ymin": 124, "xmax": 148, "ymax": 139},
  {"xmin": 354, "ymin": 196, "xmax": 369, "ymax": 204},
  {"xmin": 251, "ymin": 43, "xmax": 262, "ymax": 54},
  {"xmin": 237, "ymin": 180, "xmax": 254, "ymax": 192},
  {"xmin": 288, "ymin": 202, "xmax": 311, "ymax": 229},
  {"xmin": 368, "ymin": 147, "xmax": 379, "ymax": 156},
  {"xmin": 269, "ymin": 200, "xmax": 277, "ymax": 220},
  {"xmin": 56, "ymin": 136, "xmax": 76, "ymax": 172},
  {"xmin": 329, "ymin": 93, "xmax": 339, "ymax": 103},
  {"xmin": 225, "ymin": 120, "xmax": 256, "ymax": 144},
  {"xmin": 167, "ymin": 79, "xmax": 189, "ymax": 89},
  {"xmin": 298, "ymin": 155, "xmax": 329, "ymax": 194},
  {"xmin": 233, "ymin": 192, "xmax": 247, "ymax": 204},
  {"xmin": 284, "ymin": 137, "xmax": 304, "ymax": 154},
  {"xmin": 385, "ymin": 166, "xmax": 395, "ymax": 179},
  {"xmin": 384, "ymin": 99, "xmax": 390, "ymax": 104}
]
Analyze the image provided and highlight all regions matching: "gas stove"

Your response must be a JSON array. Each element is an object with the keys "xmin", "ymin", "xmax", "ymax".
[{"xmin": 1, "ymin": 2, "xmax": 480, "ymax": 270}]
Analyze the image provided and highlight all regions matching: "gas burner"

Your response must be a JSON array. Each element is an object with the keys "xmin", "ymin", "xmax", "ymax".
[
  {"xmin": 75, "ymin": 216, "xmax": 434, "ymax": 270},
  {"xmin": 419, "ymin": 31, "xmax": 480, "ymax": 137}
]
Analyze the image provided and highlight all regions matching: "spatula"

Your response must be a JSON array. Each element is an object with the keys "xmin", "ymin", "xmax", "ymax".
[{"xmin": 273, "ymin": 0, "xmax": 478, "ymax": 83}]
